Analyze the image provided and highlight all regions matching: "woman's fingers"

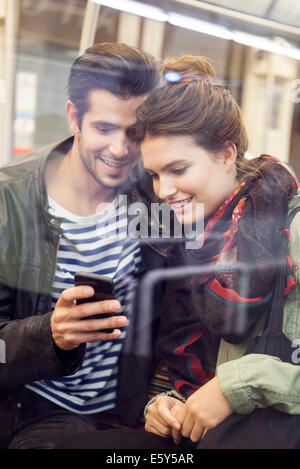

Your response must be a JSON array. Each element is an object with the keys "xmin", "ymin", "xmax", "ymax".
[{"xmin": 145, "ymin": 396, "xmax": 184, "ymax": 439}]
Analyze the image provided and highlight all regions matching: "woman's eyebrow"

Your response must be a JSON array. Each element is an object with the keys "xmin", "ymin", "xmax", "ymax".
[
  {"xmin": 144, "ymin": 159, "xmax": 189, "ymax": 174},
  {"xmin": 162, "ymin": 159, "xmax": 189, "ymax": 171}
]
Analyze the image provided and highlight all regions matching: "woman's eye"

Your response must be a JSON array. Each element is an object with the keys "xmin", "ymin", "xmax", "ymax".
[{"xmin": 173, "ymin": 167, "xmax": 187, "ymax": 175}]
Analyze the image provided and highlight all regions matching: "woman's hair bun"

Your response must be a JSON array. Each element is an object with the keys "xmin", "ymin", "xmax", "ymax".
[{"xmin": 162, "ymin": 55, "xmax": 216, "ymax": 83}]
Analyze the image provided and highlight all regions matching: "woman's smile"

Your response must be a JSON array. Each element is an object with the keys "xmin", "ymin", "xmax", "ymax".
[{"xmin": 142, "ymin": 134, "xmax": 239, "ymax": 224}]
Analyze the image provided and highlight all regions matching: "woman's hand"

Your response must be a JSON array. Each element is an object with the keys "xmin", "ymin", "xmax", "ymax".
[
  {"xmin": 176, "ymin": 376, "xmax": 233, "ymax": 443},
  {"xmin": 144, "ymin": 395, "xmax": 184, "ymax": 440}
]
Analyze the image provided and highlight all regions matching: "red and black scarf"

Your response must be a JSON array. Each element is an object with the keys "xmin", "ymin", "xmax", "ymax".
[{"xmin": 158, "ymin": 156, "xmax": 299, "ymax": 398}]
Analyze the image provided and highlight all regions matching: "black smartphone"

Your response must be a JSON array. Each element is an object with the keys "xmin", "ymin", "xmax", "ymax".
[{"xmin": 74, "ymin": 271, "xmax": 115, "ymax": 333}]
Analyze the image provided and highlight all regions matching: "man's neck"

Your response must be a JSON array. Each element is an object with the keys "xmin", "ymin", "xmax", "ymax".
[{"xmin": 45, "ymin": 140, "xmax": 117, "ymax": 216}]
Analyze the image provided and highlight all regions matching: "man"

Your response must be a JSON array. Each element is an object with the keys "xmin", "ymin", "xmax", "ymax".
[{"xmin": 0, "ymin": 42, "xmax": 165, "ymax": 449}]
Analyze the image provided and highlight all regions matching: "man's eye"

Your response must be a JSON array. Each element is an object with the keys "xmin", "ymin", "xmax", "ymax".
[{"xmin": 97, "ymin": 127, "xmax": 114, "ymax": 134}]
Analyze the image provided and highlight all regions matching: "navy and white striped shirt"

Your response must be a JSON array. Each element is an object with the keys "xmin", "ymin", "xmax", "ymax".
[{"xmin": 26, "ymin": 195, "xmax": 143, "ymax": 414}]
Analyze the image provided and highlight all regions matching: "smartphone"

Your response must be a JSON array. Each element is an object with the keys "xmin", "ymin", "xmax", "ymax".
[{"xmin": 74, "ymin": 271, "xmax": 115, "ymax": 333}]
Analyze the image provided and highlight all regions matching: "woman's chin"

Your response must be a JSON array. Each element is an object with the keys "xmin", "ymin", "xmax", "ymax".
[
  {"xmin": 176, "ymin": 202, "xmax": 206, "ymax": 224},
  {"xmin": 175, "ymin": 212, "xmax": 196, "ymax": 225}
]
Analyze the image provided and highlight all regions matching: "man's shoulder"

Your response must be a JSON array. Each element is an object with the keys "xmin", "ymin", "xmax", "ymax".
[
  {"xmin": 0, "ymin": 137, "xmax": 72, "ymax": 186},
  {"xmin": 0, "ymin": 146, "xmax": 49, "ymax": 184}
]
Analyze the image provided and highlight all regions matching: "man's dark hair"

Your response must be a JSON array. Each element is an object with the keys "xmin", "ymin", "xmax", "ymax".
[{"xmin": 67, "ymin": 42, "xmax": 160, "ymax": 128}]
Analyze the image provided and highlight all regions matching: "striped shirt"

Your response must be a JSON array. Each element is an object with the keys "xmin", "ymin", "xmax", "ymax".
[{"xmin": 26, "ymin": 195, "xmax": 143, "ymax": 414}]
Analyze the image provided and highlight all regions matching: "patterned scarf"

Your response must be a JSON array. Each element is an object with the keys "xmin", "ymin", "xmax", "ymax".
[{"xmin": 158, "ymin": 156, "xmax": 298, "ymax": 398}]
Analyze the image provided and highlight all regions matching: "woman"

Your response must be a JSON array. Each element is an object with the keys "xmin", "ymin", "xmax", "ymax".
[
  {"xmin": 132, "ymin": 55, "xmax": 300, "ymax": 449},
  {"xmin": 56, "ymin": 56, "xmax": 300, "ymax": 449}
]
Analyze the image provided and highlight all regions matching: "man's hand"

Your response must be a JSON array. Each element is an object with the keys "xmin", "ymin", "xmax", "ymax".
[
  {"xmin": 145, "ymin": 395, "xmax": 184, "ymax": 441},
  {"xmin": 51, "ymin": 286, "xmax": 127, "ymax": 350},
  {"xmin": 176, "ymin": 376, "xmax": 232, "ymax": 443}
]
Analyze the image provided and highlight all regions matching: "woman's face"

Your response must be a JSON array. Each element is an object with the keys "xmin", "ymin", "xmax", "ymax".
[{"xmin": 141, "ymin": 134, "xmax": 239, "ymax": 224}]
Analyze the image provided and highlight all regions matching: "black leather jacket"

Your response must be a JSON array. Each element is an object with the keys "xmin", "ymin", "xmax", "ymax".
[{"xmin": 0, "ymin": 138, "xmax": 167, "ymax": 438}]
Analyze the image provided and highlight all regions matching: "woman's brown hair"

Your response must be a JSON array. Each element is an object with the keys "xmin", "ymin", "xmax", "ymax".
[
  {"xmin": 133, "ymin": 56, "xmax": 258, "ymax": 181},
  {"xmin": 162, "ymin": 54, "xmax": 215, "ymax": 80}
]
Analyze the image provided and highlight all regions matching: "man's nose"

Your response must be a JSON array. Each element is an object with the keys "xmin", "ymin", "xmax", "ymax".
[{"xmin": 109, "ymin": 132, "xmax": 128, "ymax": 159}]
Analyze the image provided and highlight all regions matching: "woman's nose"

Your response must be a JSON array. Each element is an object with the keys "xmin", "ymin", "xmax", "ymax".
[{"xmin": 155, "ymin": 176, "xmax": 177, "ymax": 201}]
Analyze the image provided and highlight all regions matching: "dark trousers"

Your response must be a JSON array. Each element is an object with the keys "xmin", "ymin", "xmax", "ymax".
[
  {"xmin": 3, "ymin": 387, "xmax": 195, "ymax": 450},
  {"xmin": 1, "ymin": 387, "xmax": 131, "ymax": 449},
  {"xmin": 55, "ymin": 428, "xmax": 182, "ymax": 450}
]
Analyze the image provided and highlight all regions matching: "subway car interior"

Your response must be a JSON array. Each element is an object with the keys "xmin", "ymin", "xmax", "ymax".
[{"xmin": 1, "ymin": 0, "xmax": 300, "ymax": 452}]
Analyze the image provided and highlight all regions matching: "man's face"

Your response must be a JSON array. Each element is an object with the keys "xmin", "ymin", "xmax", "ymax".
[{"xmin": 72, "ymin": 89, "xmax": 146, "ymax": 192}]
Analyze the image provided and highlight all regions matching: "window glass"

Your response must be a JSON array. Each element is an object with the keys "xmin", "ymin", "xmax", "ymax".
[{"xmin": 14, "ymin": 0, "xmax": 87, "ymax": 157}]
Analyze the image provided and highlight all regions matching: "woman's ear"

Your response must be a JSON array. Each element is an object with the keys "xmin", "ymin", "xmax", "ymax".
[
  {"xmin": 66, "ymin": 100, "xmax": 80, "ymax": 135},
  {"xmin": 222, "ymin": 142, "xmax": 237, "ymax": 171}
]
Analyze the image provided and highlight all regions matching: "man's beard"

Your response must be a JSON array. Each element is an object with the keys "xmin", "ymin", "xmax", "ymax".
[{"xmin": 78, "ymin": 143, "xmax": 118, "ymax": 190}]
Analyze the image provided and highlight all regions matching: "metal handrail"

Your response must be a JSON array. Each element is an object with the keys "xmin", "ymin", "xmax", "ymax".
[{"xmin": 136, "ymin": 260, "xmax": 282, "ymax": 356}]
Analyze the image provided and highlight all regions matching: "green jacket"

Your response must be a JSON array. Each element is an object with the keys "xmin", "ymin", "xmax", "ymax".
[{"xmin": 217, "ymin": 192, "xmax": 300, "ymax": 414}]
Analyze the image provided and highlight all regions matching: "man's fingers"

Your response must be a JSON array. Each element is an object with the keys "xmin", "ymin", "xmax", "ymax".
[
  {"xmin": 56, "ymin": 328, "xmax": 123, "ymax": 349},
  {"xmin": 51, "ymin": 287, "xmax": 124, "ymax": 349},
  {"xmin": 74, "ymin": 299, "xmax": 122, "ymax": 320},
  {"xmin": 55, "ymin": 313, "xmax": 127, "ymax": 333},
  {"xmin": 55, "ymin": 287, "xmax": 122, "ymax": 321},
  {"xmin": 57, "ymin": 286, "xmax": 95, "ymax": 305},
  {"xmin": 57, "ymin": 286, "xmax": 122, "ymax": 311}
]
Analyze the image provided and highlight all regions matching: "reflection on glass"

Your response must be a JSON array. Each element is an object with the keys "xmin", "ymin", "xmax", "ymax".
[{"xmin": 13, "ymin": 0, "xmax": 87, "ymax": 157}]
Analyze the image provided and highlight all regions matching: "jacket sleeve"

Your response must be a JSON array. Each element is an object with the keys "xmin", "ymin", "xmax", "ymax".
[
  {"xmin": 0, "ymin": 284, "xmax": 85, "ymax": 395},
  {"xmin": 217, "ymin": 354, "xmax": 300, "ymax": 414}
]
